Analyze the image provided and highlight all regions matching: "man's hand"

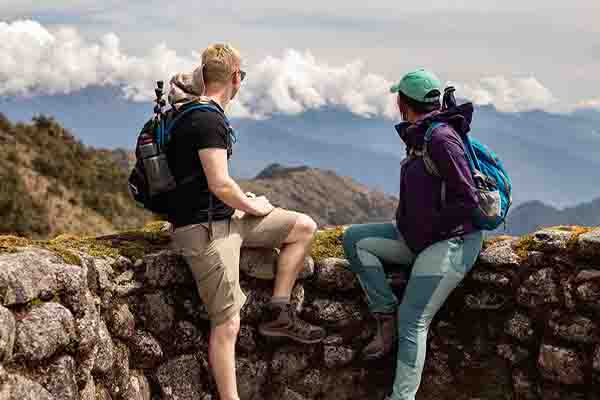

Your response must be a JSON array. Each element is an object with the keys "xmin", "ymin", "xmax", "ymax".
[{"xmin": 249, "ymin": 196, "xmax": 274, "ymax": 216}]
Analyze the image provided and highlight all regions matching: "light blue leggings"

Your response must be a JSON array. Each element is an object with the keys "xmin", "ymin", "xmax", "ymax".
[{"xmin": 343, "ymin": 223, "xmax": 483, "ymax": 400}]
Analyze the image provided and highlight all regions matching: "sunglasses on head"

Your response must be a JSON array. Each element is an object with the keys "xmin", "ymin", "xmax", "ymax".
[{"xmin": 238, "ymin": 69, "xmax": 246, "ymax": 82}]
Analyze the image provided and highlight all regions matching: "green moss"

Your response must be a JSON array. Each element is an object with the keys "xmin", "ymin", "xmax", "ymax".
[
  {"xmin": 48, "ymin": 234, "xmax": 120, "ymax": 259},
  {"xmin": 566, "ymin": 226, "xmax": 596, "ymax": 253},
  {"xmin": 311, "ymin": 227, "xmax": 345, "ymax": 262},
  {"xmin": 0, "ymin": 236, "xmax": 31, "ymax": 253},
  {"xmin": 515, "ymin": 234, "xmax": 537, "ymax": 260},
  {"xmin": 546, "ymin": 225, "xmax": 579, "ymax": 232},
  {"xmin": 140, "ymin": 220, "xmax": 170, "ymax": 233},
  {"xmin": 482, "ymin": 235, "xmax": 513, "ymax": 249},
  {"xmin": 0, "ymin": 223, "xmax": 172, "ymax": 265},
  {"xmin": 29, "ymin": 298, "xmax": 43, "ymax": 307}
]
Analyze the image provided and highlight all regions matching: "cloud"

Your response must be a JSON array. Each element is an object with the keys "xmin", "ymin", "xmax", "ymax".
[
  {"xmin": 235, "ymin": 50, "xmax": 397, "ymax": 119},
  {"xmin": 0, "ymin": 19, "xmax": 565, "ymax": 119},
  {"xmin": 575, "ymin": 98, "xmax": 600, "ymax": 110},
  {"xmin": 455, "ymin": 76, "xmax": 557, "ymax": 113},
  {"xmin": 0, "ymin": 20, "xmax": 195, "ymax": 101}
]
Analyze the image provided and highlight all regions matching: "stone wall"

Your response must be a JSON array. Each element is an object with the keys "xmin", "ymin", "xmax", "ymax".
[{"xmin": 0, "ymin": 227, "xmax": 599, "ymax": 399}]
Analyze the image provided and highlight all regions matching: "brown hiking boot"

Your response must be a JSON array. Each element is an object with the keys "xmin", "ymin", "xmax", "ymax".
[
  {"xmin": 258, "ymin": 303, "xmax": 326, "ymax": 344},
  {"xmin": 362, "ymin": 312, "xmax": 397, "ymax": 360}
]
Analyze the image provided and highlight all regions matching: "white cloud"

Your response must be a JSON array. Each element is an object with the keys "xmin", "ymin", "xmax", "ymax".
[
  {"xmin": 456, "ymin": 76, "xmax": 557, "ymax": 112},
  {"xmin": 575, "ymin": 98, "xmax": 600, "ymax": 110},
  {"xmin": 0, "ymin": 20, "xmax": 194, "ymax": 101},
  {"xmin": 235, "ymin": 50, "xmax": 397, "ymax": 119},
  {"xmin": 0, "ymin": 20, "xmax": 568, "ymax": 119},
  {"xmin": 0, "ymin": 20, "xmax": 397, "ymax": 118}
]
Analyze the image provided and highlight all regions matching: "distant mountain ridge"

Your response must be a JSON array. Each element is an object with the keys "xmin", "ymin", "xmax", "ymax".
[
  {"xmin": 241, "ymin": 163, "xmax": 397, "ymax": 227},
  {"xmin": 0, "ymin": 114, "xmax": 396, "ymax": 238},
  {"xmin": 2, "ymin": 86, "xmax": 600, "ymax": 207},
  {"xmin": 504, "ymin": 198, "xmax": 600, "ymax": 236}
]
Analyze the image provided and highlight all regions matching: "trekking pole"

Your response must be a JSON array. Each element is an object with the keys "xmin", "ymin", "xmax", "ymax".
[
  {"xmin": 443, "ymin": 86, "xmax": 457, "ymax": 110},
  {"xmin": 154, "ymin": 81, "xmax": 167, "ymax": 149}
]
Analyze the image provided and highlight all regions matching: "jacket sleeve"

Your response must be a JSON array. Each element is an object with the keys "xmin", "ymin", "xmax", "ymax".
[{"xmin": 428, "ymin": 126, "xmax": 479, "ymax": 234}]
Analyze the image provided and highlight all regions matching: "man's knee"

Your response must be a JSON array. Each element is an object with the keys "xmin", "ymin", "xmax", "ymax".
[
  {"xmin": 214, "ymin": 313, "xmax": 241, "ymax": 340},
  {"xmin": 293, "ymin": 214, "xmax": 317, "ymax": 242}
]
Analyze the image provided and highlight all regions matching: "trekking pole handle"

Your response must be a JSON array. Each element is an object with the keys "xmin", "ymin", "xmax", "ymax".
[
  {"xmin": 154, "ymin": 81, "xmax": 165, "ymax": 118},
  {"xmin": 443, "ymin": 86, "xmax": 457, "ymax": 110}
]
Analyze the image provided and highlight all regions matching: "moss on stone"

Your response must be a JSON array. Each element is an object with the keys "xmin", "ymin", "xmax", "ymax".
[
  {"xmin": 566, "ymin": 226, "xmax": 596, "ymax": 253},
  {"xmin": 311, "ymin": 227, "xmax": 345, "ymax": 262},
  {"xmin": 482, "ymin": 235, "xmax": 513, "ymax": 249},
  {"xmin": 140, "ymin": 220, "xmax": 170, "ymax": 233},
  {"xmin": 0, "ymin": 222, "xmax": 172, "ymax": 265},
  {"xmin": 28, "ymin": 298, "xmax": 43, "ymax": 307},
  {"xmin": 0, "ymin": 236, "xmax": 31, "ymax": 253},
  {"xmin": 515, "ymin": 234, "xmax": 537, "ymax": 260},
  {"xmin": 546, "ymin": 225, "xmax": 579, "ymax": 232},
  {"xmin": 514, "ymin": 226, "xmax": 600, "ymax": 259}
]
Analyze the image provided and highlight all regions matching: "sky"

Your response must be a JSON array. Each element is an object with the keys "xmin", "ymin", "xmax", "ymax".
[{"xmin": 1, "ymin": 0, "xmax": 599, "ymax": 118}]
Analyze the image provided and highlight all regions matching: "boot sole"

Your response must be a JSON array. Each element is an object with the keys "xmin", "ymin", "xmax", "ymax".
[{"xmin": 258, "ymin": 327, "xmax": 325, "ymax": 344}]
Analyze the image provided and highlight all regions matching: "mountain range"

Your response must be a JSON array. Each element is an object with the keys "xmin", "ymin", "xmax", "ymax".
[
  {"xmin": 0, "ymin": 114, "xmax": 396, "ymax": 238},
  {"xmin": 503, "ymin": 198, "xmax": 600, "ymax": 237},
  {"xmin": 2, "ymin": 86, "xmax": 600, "ymax": 209}
]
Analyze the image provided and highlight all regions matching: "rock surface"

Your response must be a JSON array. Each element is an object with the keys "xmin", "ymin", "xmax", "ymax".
[
  {"xmin": 0, "ymin": 249, "xmax": 84, "ymax": 306},
  {"xmin": 14, "ymin": 302, "xmax": 75, "ymax": 361},
  {"xmin": 0, "ymin": 373, "xmax": 55, "ymax": 400},
  {"xmin": 155, "ymin": 355, "xmax": 207, "ymax": 400},
  {"xmin": 0, "ymin": 227, "xmax": 599, "ymax": 399},
  {"xmin": 538, "ymin": 344, "xmax": 585, "ymax": 385},
  {"xmin": 0, "ymin": 305, "xmax": 16, "ymax": 362}
]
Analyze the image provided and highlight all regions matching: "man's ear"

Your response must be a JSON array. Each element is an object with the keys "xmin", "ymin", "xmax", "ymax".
[{"xmin": 232, "ymin": 69, "xmax": 241, "ymax": 86}]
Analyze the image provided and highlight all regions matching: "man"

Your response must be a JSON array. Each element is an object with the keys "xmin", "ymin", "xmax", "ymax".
[
  {"xmin": 166, "ymin": 44, "xmax": 325, "ymax": 400},
  {"xmin": 342, "ymin": 69, "xmax": 484, "ymax": 400}
]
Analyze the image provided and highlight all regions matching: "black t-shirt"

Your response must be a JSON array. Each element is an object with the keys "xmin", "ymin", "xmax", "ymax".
[{"xmin": 165, "ymin": 101, "xmax": 235, "ymax": 227}]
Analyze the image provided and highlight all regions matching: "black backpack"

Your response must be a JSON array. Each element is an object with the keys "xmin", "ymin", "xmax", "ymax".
[{"xmin": 128, "ymin": 81, "xmax": 232, "ymax": 215}]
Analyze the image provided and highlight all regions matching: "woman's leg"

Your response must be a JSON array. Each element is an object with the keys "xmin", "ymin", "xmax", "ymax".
[
  {"xmin": 390, "ymin": 231, "xmax": 483, "ymax": 400},
  {"xmin": 343, "ymin": 223, "xmax": 417, "ymax": 359},
  {"xmin": 342, "ymin": 223, "xmax": 415, "ymax": 313}
]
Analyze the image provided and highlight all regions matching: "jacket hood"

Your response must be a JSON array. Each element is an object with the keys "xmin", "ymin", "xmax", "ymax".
[{"xmin": 395, "ymin": 103, "xmax": 474, "ymax": 149}]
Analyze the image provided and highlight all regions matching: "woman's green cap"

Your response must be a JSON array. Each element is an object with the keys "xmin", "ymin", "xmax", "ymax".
[{"xmin": 390, "ymin": 68, "xmax": 442, "ymax": 103}]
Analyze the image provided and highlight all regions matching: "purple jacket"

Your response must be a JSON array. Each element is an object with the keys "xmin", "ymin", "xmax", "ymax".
[{"xmin": 395, "ymin": 104, "xmax": 479, "ymax": 254}]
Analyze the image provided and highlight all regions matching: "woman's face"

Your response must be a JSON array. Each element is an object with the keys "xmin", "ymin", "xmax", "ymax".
[{"xmin": 397, "ymin": 95, "xmax": 408, "ymax": 122}]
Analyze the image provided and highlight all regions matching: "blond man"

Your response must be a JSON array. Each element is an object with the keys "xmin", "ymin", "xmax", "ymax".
[{"xmin": 166, "ymin": 44, "xmax": 325, "ymax": 400}]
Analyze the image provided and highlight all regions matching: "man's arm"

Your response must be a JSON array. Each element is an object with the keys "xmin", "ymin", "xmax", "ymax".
[{"xmin": 199, "ymin": 148, "xmax": 274, "ymax": 216}]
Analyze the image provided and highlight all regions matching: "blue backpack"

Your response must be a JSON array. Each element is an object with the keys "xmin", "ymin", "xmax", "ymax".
[{"xmin": 423, "ymin": 121, "xmax": 513, "ymax": 231}]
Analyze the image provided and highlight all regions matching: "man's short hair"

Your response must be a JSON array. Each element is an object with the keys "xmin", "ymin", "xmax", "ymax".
[
  {"xmin": 201, "ymin": 44, "xmax": 241, "ymax": 86},
  {"xmin": 398, "ymin": 91, "xmax": 441, "ymax": 114}
]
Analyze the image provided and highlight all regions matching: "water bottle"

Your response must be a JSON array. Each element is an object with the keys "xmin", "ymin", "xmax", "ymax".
[{"xmin": 138, "ymin": 132, "xmax": 176, "ymax": 196}]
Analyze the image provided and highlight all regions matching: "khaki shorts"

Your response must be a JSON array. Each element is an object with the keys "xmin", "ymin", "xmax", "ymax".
[{"xmin": 171, "ymin": 208, "xmax": 300, "ymax": 326}]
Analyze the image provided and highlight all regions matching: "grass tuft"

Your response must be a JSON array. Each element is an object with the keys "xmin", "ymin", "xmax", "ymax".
[{"xmin": 311, "ymin": 227, "xmax": 346, "ymax": 262}]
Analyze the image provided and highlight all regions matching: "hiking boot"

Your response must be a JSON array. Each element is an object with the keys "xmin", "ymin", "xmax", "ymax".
[
  {"xmin": 362, "ymin": 312, "xmax": 397, "ymax": 360},
  {"xmin": 258, "ymin": 303, "xmax": 326, "ymax": 344}
]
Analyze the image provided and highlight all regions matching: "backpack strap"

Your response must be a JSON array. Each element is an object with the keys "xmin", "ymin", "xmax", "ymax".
[
  {"xmin": 422, "ymin": 121, "xmax": 445, "ymax": 178},
  {"xmin": 165, "ymin": 103, "xmax": 231, "ymax": 242},
  {"xmin": 164, "ymin": 103, "xmax": 229, "ymax": 139},
  {"xmin": 422, "ymin": 121, "xmax": 447, "ymax": 208}
]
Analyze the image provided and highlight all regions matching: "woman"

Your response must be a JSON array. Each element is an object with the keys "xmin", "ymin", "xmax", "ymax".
[{"xmin": 342, "ymin": 69, "xmax": 483, "ymax": 400}]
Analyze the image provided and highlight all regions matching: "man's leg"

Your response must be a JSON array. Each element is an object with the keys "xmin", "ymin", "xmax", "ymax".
[
  {"xmin": 273, "ymin": 213, "xmax": 317, "ymax": 297},
  {"xmin": 342, "ymin": 223, "xmax": 416, "ymax": 359},
  {"xmin": 209, "ymin": 314, "xmax": 241, "ymax": 400},
  {"xmin": 238, "ymin": 209, "xmax": 325, "ymax": 343},
  {"xmin": 171, "ymin": 221, "xmax": 246, "ymax": 400}
]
